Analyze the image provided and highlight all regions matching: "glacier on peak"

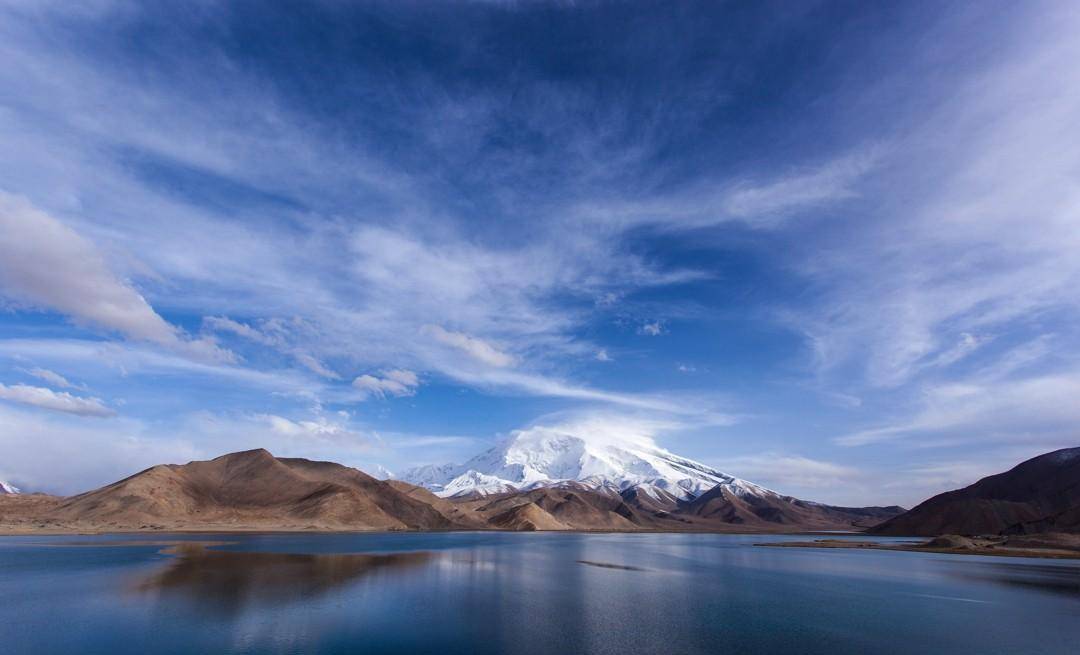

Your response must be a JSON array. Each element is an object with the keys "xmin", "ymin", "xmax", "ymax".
[{"xmin": 401, "ymin": 424, "xmax": 775, "ymax": 500}]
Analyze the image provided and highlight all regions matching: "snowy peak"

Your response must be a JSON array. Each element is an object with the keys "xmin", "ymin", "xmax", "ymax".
[
  {"xmin": 0, "ymin": 480, "xmax": 19, "ymax": 494},
  {"xmin": 401, "ymin": 425, "xmax": 776, "ymax": 500},
  {"xmin": 440, "ymin": 471, "xmax": 518, "ymax": 497}
]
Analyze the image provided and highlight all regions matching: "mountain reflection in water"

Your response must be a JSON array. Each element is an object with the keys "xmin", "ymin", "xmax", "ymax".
[
  {"xmin": 943, "ymin": 560, "xmax": 1080, "ymax": 598},
  {"xmin": 134, "ymin": 544, "xmax": 435, "ymax": 612}
]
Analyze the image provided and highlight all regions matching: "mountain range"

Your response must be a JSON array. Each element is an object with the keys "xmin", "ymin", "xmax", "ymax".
[
  {"xmin": 0, "ymin": 447, "xmax": 902, "ymax": 534},
  {"xmin": 6, "ymin": 438, "xmax": 1076, "ymax": 536}
]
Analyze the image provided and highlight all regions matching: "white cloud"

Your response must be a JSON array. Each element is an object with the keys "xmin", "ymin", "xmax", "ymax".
[
  {"xmin": 441, "ymin": 366, "xmax": 736, "ymax": 421},
  {"xmin": 23, "ymin": 367, "xmax": 78, "ymax": 389},
  {"xmin": 352, "ymin": 369, "xmax": 420, "ymax": 399},
  {"xmin": 515, "ymin": 411, "xmax": 692, "ymax": 452},
  {"xmin": 595, "ymin": 349, "xmax": 612, "ymax": 362},
  {"xmin": 837, "ymin": 364, "xmax": 1080, "ymax": 447},
  {"xmin": 423, "ymin": 325, "xmax": 515, "ymax": 367},
  {"xmin": 0, "ymin": 338, "xmax": 320, "ymax": 395},
  {"xmin": 293, "ymin": 354, "xmax": 339, "ymax": 380},
  {"xmin": 716, "ymin": 453, "xmax": 863, "ymax": 490},
  {"xmin": 0, "ymin": 382, "xmax": 114, "ymax": 417},
  {"xmin": 639, "ymin": 321, "xmax": 664, "ymax": 336},
  {"xmin": 0, "ymin": 193, "xmax": 233, "ymax": 363},
  {"xmin": 260, "ymin": 413, "xmax": 370, "ymax": 444},
  {"xmin": 203, "ymin": 315, "xmax": 278, "ymax": 346},
  {"xmin": 203, "ymin": 316, "xmax": 340, "ymax": 379},
  {"xmin": 720, "ymin": 148, "xmax": 881, "ymax": 226},
  {"xmin": 568, "ymin": 143, "xmax": 879, "ymax": 234},
  {"xmin": 595, "ymin": 292, "xmax": 619, "ymax": 307}
]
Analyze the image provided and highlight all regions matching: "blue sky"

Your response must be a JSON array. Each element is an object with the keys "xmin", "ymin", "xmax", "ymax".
[{"xmin": 1, "ymin": 1, "xmax": 1078, "ymax": 506}]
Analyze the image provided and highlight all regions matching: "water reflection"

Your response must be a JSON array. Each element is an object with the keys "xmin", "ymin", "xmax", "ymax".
[
  {"xmin": 6, "ymin": 533, "xmax": 1079, "ymax": 654},
  {"xmin": 133, "ymin": 543, "xmax": 435, "ymax": 613},
  {"xmin": 943, "ymin": 560, "xmax": 1080, "ymax": 598}
]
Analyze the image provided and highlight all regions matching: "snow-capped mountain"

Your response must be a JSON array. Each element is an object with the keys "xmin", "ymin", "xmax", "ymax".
[
  {"xmin": 401, "ymin": 423, "xmax": 775, "ymax": 501},
  {"xmin": 0, "ymin": 480, "xmax": 19, "ymax": 494}
]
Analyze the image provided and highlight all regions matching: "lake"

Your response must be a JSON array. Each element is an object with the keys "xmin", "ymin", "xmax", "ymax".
[{"xmin": 2, "ymin": 532, "xmax": 1078, "ymax": 654}]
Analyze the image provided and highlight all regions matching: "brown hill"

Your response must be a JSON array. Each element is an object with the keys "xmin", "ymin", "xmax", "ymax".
[
  {"xmin": 871, "ymin": 447, "xmax": 1080, "ymax": 536},
  {"xmin": 384, "ymin": 479, "xmax": 488, "ymax": 528},
  {"xmin": 0, "ymin": 493, "xmax": 63, "ymax": 531},
  {"xmin": 487, "ymin": 502, "xmax": 571, "ymax": 531},
  {"xmin": 41, "ymin": 449, "xmax": 458, "ymax": 532},
  {"xmin": 472, "ymin": 487, "xmax": 641, "ymax": 531}
]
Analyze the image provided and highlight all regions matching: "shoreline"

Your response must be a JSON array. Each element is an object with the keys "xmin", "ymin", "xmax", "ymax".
[
  {"xmin": 0, "ymin": 526, "xmax": 866, "ymax": 537},
  {"xmin": 5, "ymin": 527, "xmax": 1078, "ymax": 561},
  {"xmin": 755, "ymin": 536, "xmax": 1080, "ymax": 560}
]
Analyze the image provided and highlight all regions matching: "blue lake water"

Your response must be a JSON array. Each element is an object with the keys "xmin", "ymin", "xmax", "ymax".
[{"xmin": 2, "ymin": 532, "xmax": 1078, "ymax": 654}]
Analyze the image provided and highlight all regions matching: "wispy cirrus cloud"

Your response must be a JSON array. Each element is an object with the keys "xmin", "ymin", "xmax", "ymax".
[
  {"xmin": 0, "ymin": 192, "xmax": 233, "ymax": 363},
  {"xmin": 719, "ymin": 149, "xmax": 882, "ymax": 226},
  {"xmin": 352, "ymin": 369, "xmax": 420, "ymax": 399},
  {"xmin": 714, "ymin": 453, "xmax": 864, "ymax": 491},
  {"xmin": 423, "ymin": 325, "xmax": 516, "ymax": 368},
  {"xmin": 792, "ymin": 6, "xmax": 1080, "ymax": 394},
  {"xmin": 0, "ymin": 382, "xmax": 114, "ymax": 417},
  {"xmin": 838, "ymin": 366, "xmax": 1080, "ymax": 448},
  {"xmin": 22, "ymin": 367, "xmax": 80, "ymax": 389},
  {"xmin": 203, "ymin": 316, "xmax": 340, "ymax": 379}
]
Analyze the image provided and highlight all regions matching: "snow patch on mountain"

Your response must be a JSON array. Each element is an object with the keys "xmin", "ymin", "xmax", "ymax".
[
  {"xmin": 371, "ymin": 464, "xmax": 396, "ymax": 480},
  {"xmin": 439, "ymin": 470, "xmax": 518, "ymax": 497},
  {"xmin": 0, "ymin": 480, "xmax": 19, "ymax": 494},
  {"xmin": 401, "ymin": 422, "xmax": 776, "ymax": 500}
]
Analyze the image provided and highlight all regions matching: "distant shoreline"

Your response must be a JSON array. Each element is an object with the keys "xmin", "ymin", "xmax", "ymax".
[
  {"xmin": 0, "ymin": 526, "xmax": 866, "ymax": 537},
  {"xmin": 6, "ymin": 526, "xmax": 1078, "ymax": 561},
  {"xmin": 755, "ymin": 535, "xmax": 1080, "ymax": 560}
]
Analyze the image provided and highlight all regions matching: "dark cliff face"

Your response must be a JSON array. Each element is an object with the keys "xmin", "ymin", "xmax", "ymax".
[{"xmin": 871, "ymin": 447, "xmax": 1080, "ymax": 536}]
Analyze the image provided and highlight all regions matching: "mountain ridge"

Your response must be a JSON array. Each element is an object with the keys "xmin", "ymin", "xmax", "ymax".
[
  {"xmin": 401, "ymin": 427, "xmax": 775, "ymax": 501},
  {"xmin": 871, "ymin": 447, "xmax": 1080, "ymax": 536}
]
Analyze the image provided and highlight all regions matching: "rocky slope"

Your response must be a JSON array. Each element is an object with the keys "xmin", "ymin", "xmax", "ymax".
[
  {"xmin": 871, "ymin": 447, "xmax": 1080, "ymax": 536},
  {"xmin": 681, "ymin": 484, "xmax": 903, "ymax": 530},
  {"xmin": 447, "ymin": 482, "xmax": 902, "ymax": 532}
]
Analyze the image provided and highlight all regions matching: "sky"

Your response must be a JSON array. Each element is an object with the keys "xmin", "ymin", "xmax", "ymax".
[{"xmin": 1, "ymin": 0, "xmax": 1078, "ymax": 506}]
